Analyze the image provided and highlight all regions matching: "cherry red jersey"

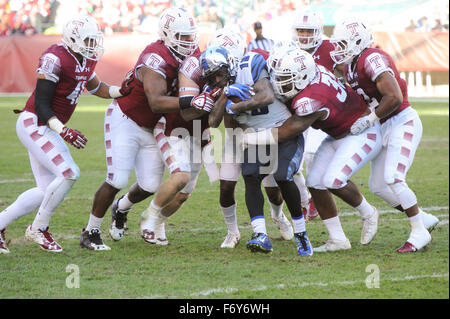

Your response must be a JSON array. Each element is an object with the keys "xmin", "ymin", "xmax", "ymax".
[
  {"xmin": 166, "ymin": 49, "xmax": 209, "ymax": 139},
  {"xmin": 344, "ymin": 48, "xmax": 409, "ymax": 123},
  {"xmin": 310, "ymin": 39, "xmax": 336, "ymax": 72},
  {"xmin": 23, "ymin": 43, "xmax": 97, "ymax": 125},
  {"xmin": 116, "ymin": 40, "xmax": 199, "ymax": 129},
  {"xmin": 291, "ymin": 65, "xmax": 367, "ymax": 138}
]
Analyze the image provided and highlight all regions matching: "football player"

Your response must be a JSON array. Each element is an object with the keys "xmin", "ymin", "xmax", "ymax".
[
  {"xmin": 244, "ymin": 45, "xmax": 382, "ymax": 252},
  {"xmin": 79, "ymin": 7, "xmax": 199, "ymax": 250},
  {"xmin": 206, "ymin": 30, "xmax": 295, "ymax": 249},
  {"xmin": 201, "ymin": 46, "xmax": 312, "ymax": 256},
  {"xmin": 108, "ymin": 28, "xmax": 243, "ymax": 246},
  {"xmin": 0, "ymin": 14, "xmax": 131, "ymax": 254},
  {"xmin": 330, "ymin": 17, "xmax": 439, "ymax": 252},
  {"xmin": 290, "ymin": 9, "xmax": 341, "ymax": 220}
]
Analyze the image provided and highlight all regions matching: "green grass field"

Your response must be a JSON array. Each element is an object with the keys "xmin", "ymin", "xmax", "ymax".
[{"xmin": 0, "ymin": 95, "xmax": 448, "ymax": 299}]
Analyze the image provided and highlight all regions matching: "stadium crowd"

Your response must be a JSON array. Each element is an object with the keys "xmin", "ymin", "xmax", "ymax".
[{"xmin": 0, "ymin": 0, "xmax": 300, "ymax": 36}]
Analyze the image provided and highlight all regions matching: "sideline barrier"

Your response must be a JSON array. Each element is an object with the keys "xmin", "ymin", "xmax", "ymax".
[{"xmin": 0, "ymin": 31, "xmax": 447, "ymax": 93}]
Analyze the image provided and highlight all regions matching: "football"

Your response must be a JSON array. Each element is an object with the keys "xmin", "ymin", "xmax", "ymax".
[{"xmin": 228, "ymin": 89, "xmax": 254, "ymax": 103}]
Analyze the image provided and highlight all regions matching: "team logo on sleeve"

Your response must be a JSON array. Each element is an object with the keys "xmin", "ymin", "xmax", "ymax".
[
  {"xmin": 368, "ymin": 53, "xmax": 387, "ymax": 72},
  {"xmin": 293, "ymin": 98, "xmax": 313, "ymax": 115}
]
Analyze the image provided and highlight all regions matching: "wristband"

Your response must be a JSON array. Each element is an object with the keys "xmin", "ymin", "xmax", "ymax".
[
  {"xmin": 48, "ymin": 117, "xmax": 65, "ymax": 134},
  {"xmin": 109, "ymin": 85, "xmax": 122, "ymax": 98}
]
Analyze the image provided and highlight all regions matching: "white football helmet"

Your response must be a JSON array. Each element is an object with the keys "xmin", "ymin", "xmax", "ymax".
[
  {"xmin": 207, "ymin": 28, "xmax": 246, "ymax": 63},
  {"xmin": 330, "ymin": 17, "xmax": 373, "ymax": 64},
  {"xmin": 158, "ymin": 7, "xmax": 198, "ymax": 57},
  {"xmin": 291, "ymin": 9, "xmax": 323, "ymax": 50},
  {"xmin": 267, "ymin": 40, "xmax": 299, "ymax": 74},
  {"xmin": 270, "ymin": 48, "xmax": 317, "ymax": 99},
  {"xmin": 62, "ymin": 14, "xmax": 104, "ymax": 61}
]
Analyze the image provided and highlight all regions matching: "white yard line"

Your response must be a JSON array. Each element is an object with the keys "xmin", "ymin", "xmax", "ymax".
[{"xmin": 142, "ymin": 272, "xmax": 449, "ymax": 298}]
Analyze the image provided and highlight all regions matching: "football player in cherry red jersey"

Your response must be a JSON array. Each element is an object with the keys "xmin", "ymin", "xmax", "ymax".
[
  {"xmin": 0, "ymin": 14, "xmax": 132, "ymax": 254},
  {"xmin": 79, "ymin": 7, "xmax": 200, "ymax": 250},
  {"xmin": 244, "ymin": 45, "xmax": 383, "ymax": 252},
  {"xmin": 290, "ymin": 9, "xmax": 344, "ymax": 221},
  {"xmin": 330, "ymin": 17, "xmax": 438, "ymax": 252}
]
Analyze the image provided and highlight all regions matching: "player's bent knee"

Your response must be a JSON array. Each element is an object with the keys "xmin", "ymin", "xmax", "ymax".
[
  {"xmin": 107, "ymin": 174, "xmax": 129, "ymax": 190},
  {"xmin": 171, "ymin": 171, "xmax": 190, "ymax": 191},
  {"xmin": 306, "ymin": 172, "xmax": 326, "ymax": 190},
  {"xmin": 322, "ymin": 172, "xmax": 347, "ymax": 190}
]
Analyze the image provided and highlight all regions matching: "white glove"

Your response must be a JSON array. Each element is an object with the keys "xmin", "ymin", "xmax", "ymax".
[{"xmin": 350, "ymin": 112, "xmax": 379, "ymax": 135}]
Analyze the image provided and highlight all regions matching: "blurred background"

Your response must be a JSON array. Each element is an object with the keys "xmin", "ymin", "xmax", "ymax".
[{"xmin": 0, "ymin": 0, "xmax": 448, "ymax": 96}]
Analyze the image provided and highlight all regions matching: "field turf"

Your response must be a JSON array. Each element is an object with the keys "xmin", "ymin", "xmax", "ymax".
[{"xmin": 0, "ymin": 95, "xmax": 448, "ymax": 300}]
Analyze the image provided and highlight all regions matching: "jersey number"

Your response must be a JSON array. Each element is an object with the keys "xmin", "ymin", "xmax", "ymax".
[
  {"xmin": 239, "ymin": 55, "xmax": 250, "ymax": 70},
  {"xmin": 67, "ymin": 81, "xmax": 87, "ymax": 105},
  {"xmin": 251, "ymin": 106, "xmax": 269, "ymax": 116},
  {"xmin": 320, "ymin": 68, "xmax": 347, "ymax": 102}
]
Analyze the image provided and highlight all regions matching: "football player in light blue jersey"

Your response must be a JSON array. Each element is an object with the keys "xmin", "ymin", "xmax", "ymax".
[{"xmin": 202, "ymin": 46, "xmax": 313, "ymax": 256}]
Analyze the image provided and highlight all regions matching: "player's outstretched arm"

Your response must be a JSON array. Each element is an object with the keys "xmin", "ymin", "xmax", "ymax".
[
  {"xmin": 244, "ymin": 112, "xmax": 323, "ymax": 146},
  {"xmin": 140, "ymin": 67, "xmax": 180, "ymax": 113},
  {"xmin": 230, "ymin": 78, "xmax": 275, "ymax": 114},
  {"xmin": 86, "ymin": 72, "xmax": 133, "ymax": 99}
]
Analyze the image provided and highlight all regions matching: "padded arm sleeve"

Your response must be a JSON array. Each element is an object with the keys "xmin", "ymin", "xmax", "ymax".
[{"xmin": 34, "ymin": 79, "xmax": 57, "ymax": 124}]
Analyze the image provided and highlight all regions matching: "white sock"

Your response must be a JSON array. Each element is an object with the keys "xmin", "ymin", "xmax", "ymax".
[
  {"xmin": 293, "ymin": 173, "xmax": 310, "ymax": 208},
  {"xmin": 322, "ymin": 216, "xmax": 347, "ymax": 241},
  {"xmin": 355, "ymin": 196, "xmax": 374, "ymax": 219},
  {"xmin": 221, "ymin": 204, "xmax": 239, "ymax": 234},
  {"xmin": 409, "ymin": 213, "xmax": 425, "ymax": 231},
  {"xmin": 141, "ymin": 201, "xmax": 161, "ymax": 230},
  {"xmin": 269, "ymin": 201, "xmax": 283, "ymax": 219},
  {"xmin": 292, "ymin": 216, "xmax": 306, "ymax": 233},
  {"xmin": 251, "ymin": 216, "xmax": 267, "ymax": 234},
  {"xmin": 32, "ymin": 177, "xmax": 75, "ymax": 230},
  {"xmin": 86, "ymin": 214, "xmax": 104, "ymax": 232},
  {"xmin": 118, "ymin": 194, "xmax": 134, "ymax": 211},
  {"xmin": 150, "ymin": 200, "xmax": 162, "ymax": 213},
  {"xmin": 0, "ymin": 187, "xmax": 44, "ymax": 230}
]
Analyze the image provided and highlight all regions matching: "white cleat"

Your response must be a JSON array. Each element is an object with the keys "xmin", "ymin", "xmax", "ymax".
[
  {"xmin": 360, "ymin": 206, "xmax": 379, "ymax": 245},
  {"xmin": 314, "ymin": 238, "xmax": 351, "ymax": 252},
  {"xmin": 141, "ymin": 221, "xmax": 168, "ymax": 246},
  {"xmin": 408, "ymin": 227, "xmax": 432, "ymax": 250},
  {"xmin": 420, "ymin": 211, "xmax": 439, "ymax": 233},
  {"xmin": 272, "ymin": 212, "xmax": 294, "ymax": 240},
  {"xmin": 25, "ymin": 225, "xmax": 63, "ymax": 252},
  {"xmin": 220, "ymin": 232, "xmax": 241, "ymax": 248}
]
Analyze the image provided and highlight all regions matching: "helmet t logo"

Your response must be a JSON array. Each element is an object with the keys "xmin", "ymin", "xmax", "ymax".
[
  {"xmin": 71, "ymin": 21, "xmax": 84, "ymax": 35},
  {"xmin": 164, "ymin": 15, "xmax": 175, "ymax": 28},
  {"xmin": 346, "ymin": 22, "xmax": 360, "ymax": 36},
  {"xmin": 294, "ymin": 55, "xmax": 306, "ymax": 69},
  {"xmin": 222, "ymin": 36, "xmax": 235, "ymax": 47}
]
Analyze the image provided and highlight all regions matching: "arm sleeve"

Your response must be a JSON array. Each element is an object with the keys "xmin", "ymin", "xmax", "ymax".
[{"xmin": 34, "ymin": 79, "xmax": 57, "ymax": 124}]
